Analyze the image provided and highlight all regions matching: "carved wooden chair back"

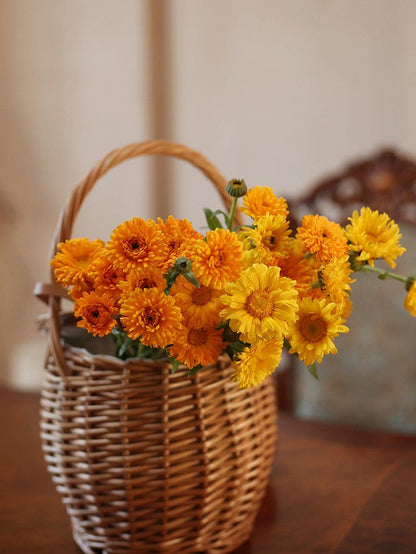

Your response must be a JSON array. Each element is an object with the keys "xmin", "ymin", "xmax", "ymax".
[{"xmin": 288, "ymin": 148, "xmax": 416, "ymax": 229}]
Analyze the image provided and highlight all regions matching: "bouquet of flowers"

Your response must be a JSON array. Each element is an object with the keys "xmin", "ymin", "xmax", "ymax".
[{"xmin": 50, "ymin": 179, "xmax": 416, "ymax": 388}]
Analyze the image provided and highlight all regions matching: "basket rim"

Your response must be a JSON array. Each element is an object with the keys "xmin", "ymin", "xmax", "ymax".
[{"xmin": 51, "ymin": 341, "xmax": 231, "ymax": 372}]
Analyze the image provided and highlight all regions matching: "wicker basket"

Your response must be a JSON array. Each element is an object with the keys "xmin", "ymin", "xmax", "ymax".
[{"xmin": 36, "ymin": 140, "xmax": 278, "ymax": 554}]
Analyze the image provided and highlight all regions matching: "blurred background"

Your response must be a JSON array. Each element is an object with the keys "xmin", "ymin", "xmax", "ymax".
[{"xmin": 1, "ymin": 0, "xmax": 415, "ymax": 431}]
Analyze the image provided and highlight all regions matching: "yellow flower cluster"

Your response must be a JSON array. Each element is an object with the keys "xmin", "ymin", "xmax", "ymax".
[{"xmin": 51, "ymin": 183, "xmax": 414, "ymax": 389}]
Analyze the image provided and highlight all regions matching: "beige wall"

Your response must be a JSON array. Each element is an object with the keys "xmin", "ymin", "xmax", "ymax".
[
  {"xmin": 1, "ymin": 1, "xmax": 416, "ymax": 401},
  {"xmin": 0, "ymin": 0, "xmax": 152, "ymax": 386},
  {"xmin": 169, "ymin": 0, "xmax": 406, "ymax": 228}
]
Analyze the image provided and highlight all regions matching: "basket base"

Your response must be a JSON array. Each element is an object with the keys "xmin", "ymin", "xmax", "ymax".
[{"xmin": 72, "ymin": 526, "xmax": 251, "ymax": 554}]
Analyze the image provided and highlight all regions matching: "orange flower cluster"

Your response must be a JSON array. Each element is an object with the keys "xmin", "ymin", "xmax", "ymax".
[{"xmin": 51, "ymin": 216, "xmax": 245, "ymax": 369}]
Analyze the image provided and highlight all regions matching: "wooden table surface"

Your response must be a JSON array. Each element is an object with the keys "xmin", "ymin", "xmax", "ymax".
[{"xmin": 1, "ymin": 386, "xmax": 416, "ymax": 554}]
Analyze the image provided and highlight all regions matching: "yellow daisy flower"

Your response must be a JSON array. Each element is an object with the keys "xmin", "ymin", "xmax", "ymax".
[
  {"xmin": 220, "ymin": 263, "xmax": 299, "ymax": 343},
  {"xmin": 404, "ymin": 281, "xmax": 416, "ymax": 317},
  {"xmin": 297, "ymin": 214, "xmax": 349, "ymax": 264},
  {"xmin": 239, "ymin": 214, "xmax": 292, "ymax": 264},
  {"xmin": 192, "ymin": 228, "xmax": 245, "ymax": 289},
  {"xmin": 107, "ymin": 217, "xmax": 168, "ymax": 272},
  {"xmin": 74, "ymin": 291, "xmax": 118, "ymax": 337},
  {"xmin": 157, "ymin": 216, "xmax": 203, "ymax": 272},
  {"xmin": 240, "ymin": 186, "xmax": 289, "ymax": 220},
  {"xmin": 232, "ymin": 337, "xmax": 283, "ymax": 389},
  {"xmin": 120, "ymin": 287, "xmax": 182, "ymax": 347},
  {"xmin": 50, "ymin": 237, "xmax": 105, "ymax": 287},
  {"xmin": 345, "ymin": 207, "xmax": 406, "ymax": 268},
  {"xmin": 169, "ymin": 325, "xmax": 225, "ymax": 369},
  {"xmin": 170, "ymin": 275, "xmax": 223, "ymax": 328},
  {"xmin": 289, "ymin": 297, "xmax": 349, "ymax": 366}
]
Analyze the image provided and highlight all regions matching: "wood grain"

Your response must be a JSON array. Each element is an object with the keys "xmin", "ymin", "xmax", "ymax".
[{"xmin": 2, "ymin": 387, "xmax": 416, "ymax": 553}]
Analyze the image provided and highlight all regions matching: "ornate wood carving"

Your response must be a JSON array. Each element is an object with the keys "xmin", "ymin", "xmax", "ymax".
[{"xmin": 288, "ymin": 149, "xmax": 416, "ymax": 227}]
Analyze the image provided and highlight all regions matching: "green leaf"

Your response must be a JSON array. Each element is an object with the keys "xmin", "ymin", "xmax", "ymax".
[
  {"xmin": 211, "ymin": 209, "xmax": 229, "ymax": 219},
  {"xmin": 169, "ymin": 357, "xmax": 181, "ymax": 374},
  {"xmin": 203, "ymin": 208, "xmax": 224, "ymax": 230},
  {"xmin": 183, "ymin": 271, "xmax": 200, "ymax": 288},
  {"xmin": 117, "ymin": 337, "xmax": 138, "ymax": 360},
  {"xmin": 164, "ymin": 268, "xmax": 179, "ymax": 291},
  {"xmin": 188, "ymin": 364, "xmax": 203, "ymax": 376},
  {"xmin": 222, "ymin": 323, "xmax": 240, "ymax": 343},
  {"xmin": 225, "ymin": 345, "xmax": 236, "ymax": 360},
  {"xmin": 229, "ymin": 340, "xmax": 247, "ymax": 354},
  {"xmin": 307, "ymin": 363, "xmax": 319, "ymax": 380}
]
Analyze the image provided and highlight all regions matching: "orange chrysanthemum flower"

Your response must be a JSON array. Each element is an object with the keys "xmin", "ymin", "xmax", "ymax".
[
  {"xmin": 69, "ymin": 279, "xmax": 96, "ymax": 301},
  {"xmin": 170, "ymin": 275, "xmax": 223, "ymax": 328},
  {"xmin": 120, "ymin": 287, "xmax": 182, "ymax": 347},
  {"xmin": 169, "ymin": 325, "xmax": 225, "ymax": 369},
  {"xmin": 106, "ymin": 217, "xmax": 168, "ymax": 272},
  {"xmin": 74, "ymin": 291, "xmax": 118, "ymax": 337},
  {"xmin": 240, "ymin": 186, "xmax": 289, "ymax": 220},
  {"xmin": 93, "ymin": 252, "xmax": 126, "ymax": 302},
  {"xmin": 50, "ymin": 238, "xmax": 105, "ymax": 287},
  {"xmin": 269, "ymin": 238, "xmax": 316, "ymax": 299},
  {"xmin": 157, "ymin": 216, "xmax": 203, "ymax": 272},
  {"xmin": 118, "ymin": 266, "xmax": 167, "ymax": 299},
  {"xmin": 297, "ymin": 214, "xmax": 349, "ymax": 264},
  {"xmin": 192, "ymin": 229, "xmax": 245, "ymax": 289}
]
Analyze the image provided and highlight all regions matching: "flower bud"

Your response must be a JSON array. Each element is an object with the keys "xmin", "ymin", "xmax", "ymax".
[
  {"xmin": 173, "ymin": 257, "xmax": 193, "ymax": 275},
  {"xmin": 226, "ymin": 178, "xmax": 247, "ymax": 198}
]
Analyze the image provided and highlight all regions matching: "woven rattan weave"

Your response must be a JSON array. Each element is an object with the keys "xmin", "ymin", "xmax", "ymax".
[{"xmin": 37, "ymin": 140, "xmax": 278, "ymax": 554}]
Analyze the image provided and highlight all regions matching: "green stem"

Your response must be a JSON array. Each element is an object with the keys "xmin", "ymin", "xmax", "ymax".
[
  {"xmin": 227, "ymin": 197, "xmax": 238, "ymax": 230},
  {"xmin": 362, "ymin": 265, "xmax": 407, "ymax": 283}
]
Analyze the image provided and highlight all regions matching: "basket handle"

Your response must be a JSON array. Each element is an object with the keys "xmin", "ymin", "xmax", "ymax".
[{"xmin": 41, "ymin": 139, "xmax": 243, "ymax": 379}]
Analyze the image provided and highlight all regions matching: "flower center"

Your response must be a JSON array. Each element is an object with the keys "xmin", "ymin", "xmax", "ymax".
[
  {"xmin": 125, "ymin": 237, "xmax": 147, "ymax": 259},
  {"xmin": 187, "ymin": 328, "xmax": 208, "ymax": 346},
  {"xmin": 143, "ymin": 307, "xmax": 160, "ymax": 328},
  {"xmin": 104, "ymin": 266, "xmax": 123, "ymax": 285},
  {"xmin": 85, "ymin": 305, "xmax": 110, "ymax": 324},
  {"xmin": 208, "ymin": 250, "xmax": 225, "ymax": 268},
  {"xmin": 263, "ymin": 232, "xmax": 281, "ymax": 252},
  {"xmin": 299, "ymin": 314, "xmax": 327, "ymax": 342},
  {"xmin": 138, "ymin": 278, "xmax": 156, "ymax": 290},
  {"xmin": 245, "ymin": 291, "xmax": 273, "ymax": 319},
  {"xmin": 191, "ymin": 286, "xmax": 212, "ymax": 305},
  {"xmin": 75, "ymin": 256, "xmax": 91, "ymax": 270}
]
